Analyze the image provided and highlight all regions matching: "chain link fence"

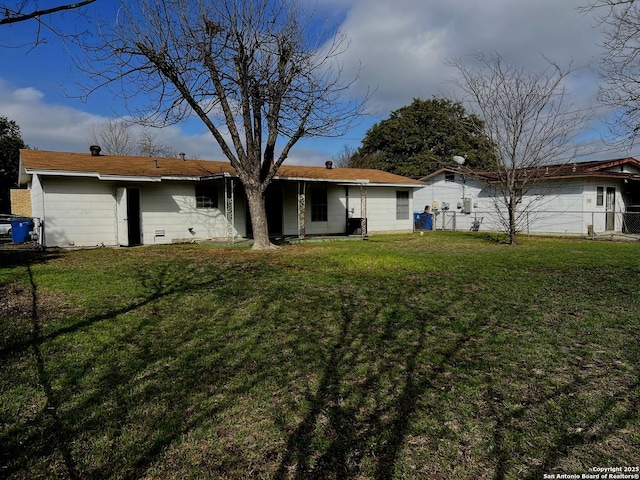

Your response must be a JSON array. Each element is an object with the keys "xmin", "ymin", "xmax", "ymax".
[{"xmin": 418, "ymin": 210, "xmax": 640, "ymax": 236}]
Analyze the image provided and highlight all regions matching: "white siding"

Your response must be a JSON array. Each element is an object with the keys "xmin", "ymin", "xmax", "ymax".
[
  {"xmin": 415, "ymin": 173, "xmax": 483, "ymax": 231},
  {"xmin": 142, "ymin": 182, "xmax": 228, "ymax": 244},
  {"xmin": 37, "ymin": 177, "xmax": 245, "ymax": 247},
  {"xmin": 40, "ymin": 177, "xmax": 118, "ymax": 247},
  {"xmin": 30, "ymin": 175, "xmax": 44, "ymax": 220},
  {"xmin": 366, "ymin": 187, "xmax": 414, "ymax": 233},
  {"xmin": 35, "ymin": 176, "xmax": 417, "ymax": 247},
  {"xmin": 293, "ymin": 184, "xmax": 415, "ymax": 235},
  {"xmin": 134, "ymin": 181, "xmax": 248, "ymax": 244},
  {"xmin": 416, "ymin": 173, "xmax": 629, "ymax": 235}
]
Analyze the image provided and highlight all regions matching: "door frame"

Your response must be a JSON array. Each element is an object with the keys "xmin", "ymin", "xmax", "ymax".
[
  {"xmin": 606, "ymin": 186, "xmax": 616, "ymax": 231},
  {"xmin": 116, "ymin": 187, "xmax": 142, "ymax": 246}
]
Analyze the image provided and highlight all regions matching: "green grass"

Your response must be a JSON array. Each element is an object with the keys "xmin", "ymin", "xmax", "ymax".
[{"xmin": 1, "ymin": 232, "xmax": 639, "ymax": 479}]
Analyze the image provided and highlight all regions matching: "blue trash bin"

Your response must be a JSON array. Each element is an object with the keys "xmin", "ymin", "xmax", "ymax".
[
  {"xmin": 10, "ymin": 219, "xmax": 32, "ymax": 244},
  {"xmin": 414, "ymin": 213, "xmax": 433, "ymax": 231},
  {"xmin": 424, "ymin": 213, "xmax": 433, "ymax": 231},
  {"xmin": 414, "ymin": 212, "xmax": 424, "ymax": 230}
]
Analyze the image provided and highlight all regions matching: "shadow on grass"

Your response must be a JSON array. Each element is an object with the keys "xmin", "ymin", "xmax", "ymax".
[
  {"xmin": 273, "ymin": 287, "xmax": 477, "ymax": 479},
  {"xmin": 488, "ymin": 372, "xmax": 640, "ymax": 480},
  {"xmin": 0, "ymin": 249, "xmax": 59, "ymax": 270},
  {"xmin": 25, "ymin": 263, "xmax": 80, "ymax": 479},
  {"xmin": 1, "ymin": 258, "xmax": 251, "ymax": 479},
  {"xmin": 2, "ymin": 249, "xmax": 639, "ymax": 479}
]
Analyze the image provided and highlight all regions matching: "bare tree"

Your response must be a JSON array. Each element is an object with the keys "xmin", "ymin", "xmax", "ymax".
[
  {"xmin": 582, "ymin": 0, "xmax": 640, "ymax": 140},
  {"xmin": 89, "ymin": 118, "xmax": 136, "ymax": 156},
  {"xmin": 332, "ymin": 144, "xmax": 356, "ymax": 168},
  {"xmin": 136, "ymin": 129, "xmax": 176, "ymax": 158},
  {"xmin": 449, "ymin": 53, "xmax": 590, "ymax": 245},
  {"xmin": 89, "ymin": 119, "xmax": 178, "ymax": 157},
  {"xmin": 332, "ymin": 144, "xmax": 379, "ymax": 169},
  {"xmin": 79, "ymin": 0, "xmax": 367, "ymax": 249}
]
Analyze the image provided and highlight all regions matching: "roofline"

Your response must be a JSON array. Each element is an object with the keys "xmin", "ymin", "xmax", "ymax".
[
  {"xmin": 419, "ymin": 158, "xmax": 640, "ymax": 183},
  {"xmin": 22, "ymin": 167, "xmax": 423, "ymax": 187}
]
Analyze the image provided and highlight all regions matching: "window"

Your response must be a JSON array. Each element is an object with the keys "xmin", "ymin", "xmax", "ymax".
[
  {"xmin": 311, "ymin": 187, "xmax": 328, "ymax": 222},
  {"xmin": 396, "ymin": 190, "xmax": 409, "ymax": 220},
  {"xmin": 195, "ymin": 184, "xmax": 218, "ymax": 208},
  {"xmin": 596, "ymin": 186, "xmax": 604, "ymax": 206},
  {"xmin": 445, "ymin": 172, "xmax": 455, "ymax": 182}
]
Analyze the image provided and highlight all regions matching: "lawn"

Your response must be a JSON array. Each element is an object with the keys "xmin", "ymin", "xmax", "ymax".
[{"xmin": 1, "ymin": 232, "xmax": 639, "ymax": 479}]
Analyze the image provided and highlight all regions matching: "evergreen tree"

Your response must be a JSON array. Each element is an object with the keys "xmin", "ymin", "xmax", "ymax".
[
  {"xmin": 354, "ymin": 98, "xmax": 495, "ymax": 177},
  {"xmin": 0, "ymin": 117, "xmax": 28, "ymax": 213}
]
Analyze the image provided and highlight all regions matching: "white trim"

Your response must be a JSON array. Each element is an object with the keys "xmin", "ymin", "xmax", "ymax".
[{"xmin": 23, "ymin": 168, "xmax": 423, "ymax": 188}]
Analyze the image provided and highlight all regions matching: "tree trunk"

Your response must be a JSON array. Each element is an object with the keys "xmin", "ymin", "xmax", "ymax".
[
  {"xmin": 508, "ymin": 199, "xmax": 518, "ymax": 246},
  {"xmin": 245, "ymin": 187, "xmax": 276, "ymax": 250}
]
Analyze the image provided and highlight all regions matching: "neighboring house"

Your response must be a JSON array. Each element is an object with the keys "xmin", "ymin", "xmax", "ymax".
[
  {"xmin": 414, "ymin": 158, "xmax": 640, "ymax": 235},
  {"xmin": 16, "ymin": 148, "xmax": 423, "ymax": 248}
]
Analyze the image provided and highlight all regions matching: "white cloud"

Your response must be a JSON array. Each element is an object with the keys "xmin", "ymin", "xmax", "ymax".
[
  {"xmin": 0, "ymin": 79, "xmax": 329, "ymax": 164},
  {"xmin": 335, "ymin": 0, "xmax": 601, "ymax": 115},
  {"xmin": 12, "ymin": 87, "xmax": 44, "ymax": 103},
  {"xmin": 1, "ymin": 0, "xmax": 636, "ymax": 163},
  {"xmin": 0, "ymin": 80, "xmax": 228, "ymax": 159}
]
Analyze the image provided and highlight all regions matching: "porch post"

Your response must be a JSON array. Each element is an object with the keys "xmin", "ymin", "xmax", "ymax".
[
  {"xmin": 360, "ymin": 183, "xmax": 368, "ymax": 239},
  {"xmin": 225, "ymin": 177, "xmax": 235, "ymax": 244},
  {"xmin": 297, "ymin": 181, "xmax": 306, "ymax": 239}
]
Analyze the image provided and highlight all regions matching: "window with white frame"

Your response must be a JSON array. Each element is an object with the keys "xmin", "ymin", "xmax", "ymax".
[
  {"xmin": 596, "ymin": 186, "xmax": 604, "ymax": 206},
  {"xmin": 195, "ymin": 184, "xmax": 218, "ymax": 209},
  {"xmin": 396, "ymin": 190, "xmax": 409, "ymax": 220}
]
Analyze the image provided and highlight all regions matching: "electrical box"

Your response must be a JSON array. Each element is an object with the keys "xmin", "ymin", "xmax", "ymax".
[{"xmin": 463, "ymin": 197, "xmax": 474, "ymax": 214}]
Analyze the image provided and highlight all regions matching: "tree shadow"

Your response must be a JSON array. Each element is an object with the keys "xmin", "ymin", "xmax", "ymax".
[
  {"xmin": 0, "ymin": 249, "xmax": 59, "ymax": 270},
  {"xmin": 487, "ymin": 348, "xmax": 640, "ymax": 480},
  {"xmin": 1, "ymin": 257, "xmax": 261, "ymax": 479},
  {"xmin": 274, "ymin": 285, "xmax": 478, "ymax": 479},
  {"xmin": 3, "ymin": 252, "xmax": 639, "ymax": 479},
  {"xmin": 272, "ymin": 279, "xmax": 640, "ymax": 478},
  {"xmin": 0, "ymin": 262, "xmax": 81, "ymax": 479}
]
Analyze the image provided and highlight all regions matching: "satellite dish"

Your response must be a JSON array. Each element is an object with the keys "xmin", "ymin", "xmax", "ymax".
[{"xmin": 453, "ymin": 155, "xmax": 466, "ymax": 166}]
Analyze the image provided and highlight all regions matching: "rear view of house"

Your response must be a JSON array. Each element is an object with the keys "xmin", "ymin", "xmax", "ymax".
[{"xmin": 16, "ymin": 149, "xmax": 423, "ymax": 247}]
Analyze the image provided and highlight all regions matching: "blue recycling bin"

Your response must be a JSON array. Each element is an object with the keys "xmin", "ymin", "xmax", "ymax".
[
  {"xmin": 414, "ymin": 213, "xmax": 433, "ymax": 231},
  {"xmin": 424, "ymin": 213, "xmax": 433, "ymax": 230},
  {"xmin": 413, "ymin": 212, "xmax": 423, "ymax": 230},
  {"xmin": 11, "ymin": 219, "xmax": 32, "ymax": 244}
]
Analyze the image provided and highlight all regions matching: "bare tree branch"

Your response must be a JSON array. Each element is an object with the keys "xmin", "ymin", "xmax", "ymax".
[
  {"xmin": 0, "ymin": 1, "xmax": 96, "ymax": 25},
  {"xmin": 582, "ymin": 0, "xmax": 640, "ymax": 142},
  {"xmin": 89, "ymin": 118, "xmax": 136, "ymax": 156}
]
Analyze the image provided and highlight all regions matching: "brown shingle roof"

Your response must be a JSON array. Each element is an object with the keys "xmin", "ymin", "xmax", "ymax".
[{"xmin": 20, "ymin": 150, "xmax": 424, "ymax": 186}]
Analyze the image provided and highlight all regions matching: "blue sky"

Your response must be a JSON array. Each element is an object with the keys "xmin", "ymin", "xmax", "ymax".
[{"xmin": 0, "ymin": 0, "xmax": 633, "ymax": 165}]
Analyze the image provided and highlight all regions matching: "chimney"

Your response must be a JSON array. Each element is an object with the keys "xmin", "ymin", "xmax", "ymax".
[
  {"xmin": 179, "ymin": 152, "xmax": 186, "ymax": 161},
  {"xmin": 90, "ymin": 145, "xmax": 101, "ymax": 156},
  {"xmin": 325, "ymin": 160, "xmax": 333, "ymax": 169}
]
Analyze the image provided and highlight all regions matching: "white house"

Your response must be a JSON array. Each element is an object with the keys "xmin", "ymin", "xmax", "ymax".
[
  {"xmin": 16, "ymin": 148, "xmax": 424, "ymax": 248},
  {"xmin": 414, "ymin": 158, "xmax": 640, "ymax": 235}
]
